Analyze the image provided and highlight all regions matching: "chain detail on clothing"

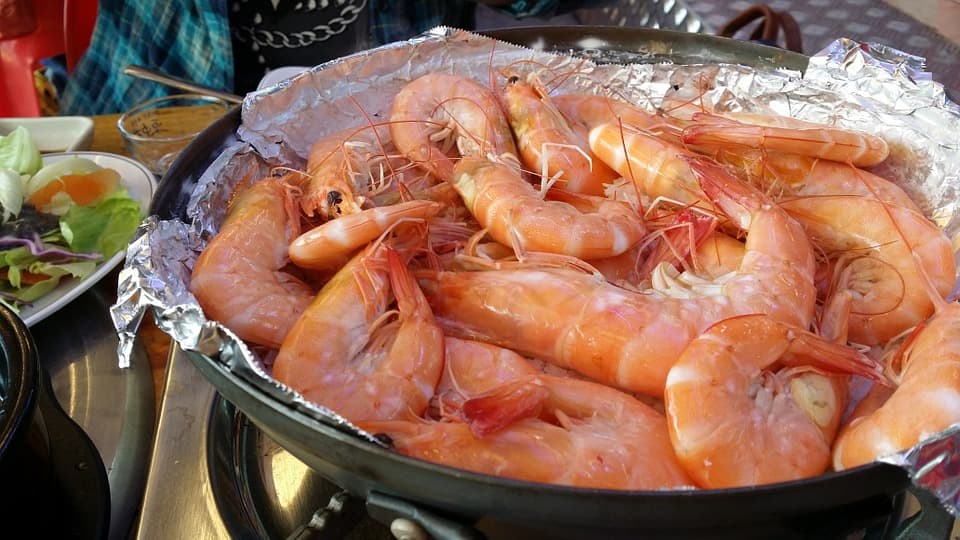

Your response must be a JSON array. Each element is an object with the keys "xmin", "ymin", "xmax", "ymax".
[{"xmin": 233, "ymin": 0, "xmax": 367, "ymax": 49}]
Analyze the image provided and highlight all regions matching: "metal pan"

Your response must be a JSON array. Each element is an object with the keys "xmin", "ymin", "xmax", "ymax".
[{"xmin": 156, "ymin": 27, "xmax": 916, "ymax": 539}]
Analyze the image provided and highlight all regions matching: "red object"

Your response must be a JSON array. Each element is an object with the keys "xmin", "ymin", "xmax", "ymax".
[
  {"xmin": 64, "ymin": 0, "xmax": 97, "ymax": 74},
  {"xmin": 0, "ymin": 0, "xmax": 65, "ymax": 117}
]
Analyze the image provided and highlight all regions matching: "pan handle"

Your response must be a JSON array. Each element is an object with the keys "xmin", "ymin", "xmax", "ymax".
[
  {"xmin": 367, "ymin": 491, "xmax": 487, "ymax": 540},
  {"xmin": 890, "ymin": 486, "xmax": 956, "ymax": 540}
]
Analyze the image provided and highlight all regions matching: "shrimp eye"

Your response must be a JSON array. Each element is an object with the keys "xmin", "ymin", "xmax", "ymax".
[
  {"xmin": 327, "ymin": 190, "xmax": 344, "ymax": 206},
  {"xmin": 372, "ymin": 433, "xmax": 395, "ymax": 449},
  {"xmin": 508, "ymin": 75, "xmax": 519, "ymax": 85}
]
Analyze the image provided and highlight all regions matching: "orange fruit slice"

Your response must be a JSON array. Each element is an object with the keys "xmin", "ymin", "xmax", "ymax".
[{"xmin": 26, "ymin": 168, "xmax": 121, "ymax": 210}]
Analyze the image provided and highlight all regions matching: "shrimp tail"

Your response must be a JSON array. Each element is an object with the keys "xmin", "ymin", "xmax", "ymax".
[
  {"xmin": 782, "ymin": 330, "xmax": 887, "ymax": 384},
  {"xmin": 461, "ymin": 379, "xmax": 549, "ymax": 437}
]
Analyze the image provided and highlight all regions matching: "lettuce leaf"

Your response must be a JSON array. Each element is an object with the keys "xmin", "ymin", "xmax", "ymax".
[
  {"xmin": 0, "ymin": 168, "xmax": 24, "ymax": 222},
  {"xmin": 0, "ymin": 127, "xmax": 43, "ymax": 175},
  {"xmin": 0, "ymin": 241, "xmax": 97, "ymax": 301},
  {"xmin": 59, "ymin": 189, "xmax": 143, "ymax": 257}
]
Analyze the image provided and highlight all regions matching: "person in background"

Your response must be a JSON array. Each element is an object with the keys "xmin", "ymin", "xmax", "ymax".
[{"xmin": 60, "ymin": 0, "xmax": 605, "ymax": 116}]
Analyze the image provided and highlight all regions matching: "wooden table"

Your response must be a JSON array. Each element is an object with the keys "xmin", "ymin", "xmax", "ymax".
[{"xmin": 89, "ymin": 113, "xmax": 173, "ymax": 405}]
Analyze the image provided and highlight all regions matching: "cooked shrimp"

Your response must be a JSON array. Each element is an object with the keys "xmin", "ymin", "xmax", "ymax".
[
  {"xmin": 832, "ymin": 286, "xmax": 960, "ymax": 470},
  {"xmin": 780, "ymin": 194, "xmax": 954, "ymax": 345},
  {"xmin": 273, "ymin": 241, "xmax": 444, "ymax": 422},
  {"xmin": 587, "ymin": 123, "xmax": 710, "ymax": 210},
  {"xmin": 361, "ymin": 347, "xmax": 693, "ymax": 489},
  {"xmin": 190, "ymin": 175, "xmax": 314, "ymax": 349},
  {"xmin": 425, "ymin": 157, "xmax": 817, "ymax": 397},
  {"xmin": 303, "ymin": 124, "xmax": 398, "ymax": 219},
  {"xmin": 450, "ymin": 157, "xmax": 646, "ymax": 259},
  {"xmin": 706, "ymin": 149, "xmax": 954, "ymax": 344},
  {"xmin": 288, "ymin": 200, "xmax": 441, "ymax": 270},
  {"xmin": 664, "ymin": 314, "xmax": 883, "ymax": 489},
  {"xmin": 502, "ymin": 76, "xmax": 618, "ymax": 196},
  {"xmin": 389, "ymin": 73, "xmax": 517, "ymax": 181},
  {"xmin": 682, "ymin": 112, "xmax": 890, "ymax": 167},
  {"xmin": 713, "ymin": 150, "xmax": 920, "ymax": 211},
  {"xmin": 552, "ymin": 93, "xmax": 677, "ymax": 143}
]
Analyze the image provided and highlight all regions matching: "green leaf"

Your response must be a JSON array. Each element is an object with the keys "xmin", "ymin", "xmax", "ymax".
[
  {"xmin": 0, "ymin": 126, "xmax": 43, "ymax": 175},
  {"xmin": 59, "ymin": 189, "xmax": 143, "ymax": 257}
]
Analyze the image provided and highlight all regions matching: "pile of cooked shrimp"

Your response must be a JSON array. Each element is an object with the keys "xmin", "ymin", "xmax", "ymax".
[{"xmin": 189, "ymin": 69, "xmax": 960, "ymax": 491}]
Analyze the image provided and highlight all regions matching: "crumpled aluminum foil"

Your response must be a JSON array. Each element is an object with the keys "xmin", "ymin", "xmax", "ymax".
[{"xmin": 111, "ymin": 27, "xmax": 960, "ymax": 510}]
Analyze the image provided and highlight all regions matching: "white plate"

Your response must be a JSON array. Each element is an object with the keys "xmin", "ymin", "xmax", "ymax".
[
  {"xmin": 18, "ymin": 151, "xmax": 156, "ymax": 327},
  {"xmin": 0, "ymin": 117, "xmax": 95, "ymax": 153}
]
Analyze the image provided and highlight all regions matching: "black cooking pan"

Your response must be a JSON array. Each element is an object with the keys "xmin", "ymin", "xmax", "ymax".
[{"xmin": 156, "ymin": 27, "xmax": 925, "ymax": 539}]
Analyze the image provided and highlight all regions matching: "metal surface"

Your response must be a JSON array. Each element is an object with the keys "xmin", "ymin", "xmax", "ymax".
[
  {"xmin": 135, "ymin": 345, "xmax": 228, "ymax": 539},
  {"xmin": 481, "ymin": 25, "xmax": 807, "ymax": 70},
  {"xmin": 208, "ymin": 395, "xmax": 391, "ymax": 539},
  {"xmin": 31, "ymin": 273, "xmax": 155, "ymax": 540},
  {"xmin": 123, "ymin": 65, "xmax": 244, "ymax": 104},
  {"xmin": 575, "ymin": 0, "xmax": 707, "ymax": 33}
]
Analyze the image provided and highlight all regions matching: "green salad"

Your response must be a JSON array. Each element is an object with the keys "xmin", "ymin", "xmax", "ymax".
[{"xmin": 0, "ymin": 126, "xmax": 143, "ymax": 312}]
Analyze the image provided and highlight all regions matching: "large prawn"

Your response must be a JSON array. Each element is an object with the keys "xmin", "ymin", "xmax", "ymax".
[
  {"xmin": 832, "ymin": 275, "xmax": 960, "ymax": 470},
  {"xmin": 587, "ymin": 123, "xmax": 713, "ymax": 210},
  {"xmin": 713, "ymin": 150, "xmax": 919, "ymax": 210},
  {"xmin": 681, "ymin": 112, "xmax": 890, "ymax": 167},
  {"xmin": 451, "ymin": 158, "xmax": 647, "ymax": 259},
  {"xmin": 190, "ymin": 175, "xmax": 314, "ymax": 350},
  {"xmin": 361, "ymin": 338, "xmax": 693, "ymax": 490},
  {"xmin": 288, "ymin": 200, "xmax": 441, "ymax": 271},
  {"xmin": 302, "ymin": 124, "xmax": 403, "ymax": 219},
  {"xmin": 780, "ymin": 193, "xmax": 954, "ymax": 345},
  {"xmin": 501, "ymin": 76, "xmax": 619, "ymax": 196},
  {"xmin": 551, "ymin": 93, "xmax": 678, "ymax": 144},
  {"xmin": 389, "ymin": 73, "xmax": 517, "ymax": 181},
  {"xmin": 273, "ymin": 239, "xmax": 444, "ymax": 422},
  {"xmin": 423, "ymin": 156, "xmax": 818, "ymax": 397},
  {"xmin": 664, "ymin": 314, "xmax": 883, "ymax": 489},
  {"xmin": 711, "ymin": 149, "xmax": 956, "ymax": 344}
]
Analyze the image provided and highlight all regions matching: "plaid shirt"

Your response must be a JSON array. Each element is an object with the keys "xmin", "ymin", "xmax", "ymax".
[{"xmin": 61, "ymin": 0, "xmax": 604, "ymax": 115}]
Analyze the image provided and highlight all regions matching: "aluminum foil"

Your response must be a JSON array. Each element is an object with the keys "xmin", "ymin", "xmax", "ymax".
[{"xmin": 112, "ymin": 28, "xmax": 960, "ymax": 507}]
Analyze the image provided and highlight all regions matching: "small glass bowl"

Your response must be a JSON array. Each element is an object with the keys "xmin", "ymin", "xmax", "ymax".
[{"xmin": 118, "ymin": 94, "xmax": 229, "ymax": 175}]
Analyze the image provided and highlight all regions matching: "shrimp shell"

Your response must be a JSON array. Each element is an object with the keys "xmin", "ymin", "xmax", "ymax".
[
  {"xmin": 451, "ymin": 157, "xmax": 646, "ymax": 259},
  {"xmin": 665, "ymin": 314, "xmax": 882, "ymax": 489},
  {"xmin": 833, "ymin": 302, "xmax": 960, "ymax": 470},
  {"xmin": 682, "ymin": 112, "xmax": 890, "ymax": 167},
  {"xmin": 190, "ymin": 175, "xmax": 314, "ymax": 349},
  {"xmin": 502, "ymin": 78, "xmax": 618, "ymax": 196},
  {"xmin": 273, "ymin": 242, "xmax": 444, "ymax": 422},
  {"xmin": 389, "ymin": 73, "xmax": 516, "ymax": 181}
]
